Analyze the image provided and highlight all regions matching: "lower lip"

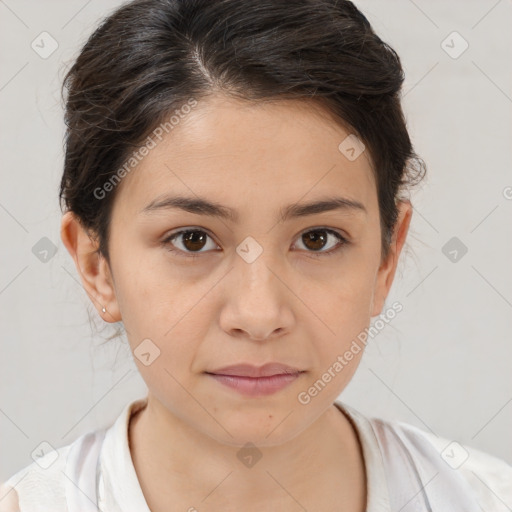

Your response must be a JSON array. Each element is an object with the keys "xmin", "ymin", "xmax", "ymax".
[{"xmin": 206, "ymin": 372, "xmax": 302, "ymax": 397}]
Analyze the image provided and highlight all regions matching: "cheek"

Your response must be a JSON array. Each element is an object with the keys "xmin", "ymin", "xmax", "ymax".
[
  {"xmin": 300, "ymin": 280, "xmax": 371, "ymax": 403},
  {"xmin": 300, "ymin": 254, "xmax": 377, "ymax": 375},
  {"xmin": 306, "ymin": 255, "xmax": 377, "ymax": 331},
  {"xmin": 123, "ymin": 291, "xmax": 202, "ymax": 408},
  {"xmin": 114, "ymin": 261, "xmax": 212, "ymax": 375},
  {"xmin": 111, "ymin": 241, "xmax": 189, "ymax": 328}
]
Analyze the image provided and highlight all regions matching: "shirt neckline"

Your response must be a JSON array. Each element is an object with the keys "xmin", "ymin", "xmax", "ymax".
[
  {"xmin": 333, "ymin": 400, "xmax": 391, "ymax": 512},
  {"xmin": 99, "ymin": 397, "xmax": 390, "ymax": 511},
  {"xmin": 98, "ymin": 398, "xmax": 151, "ymax": 511}
]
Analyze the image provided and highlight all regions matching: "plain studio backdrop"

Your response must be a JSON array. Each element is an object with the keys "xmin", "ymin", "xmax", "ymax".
[{"xmin": 1, "ymin": 0, "xmax": 511, "ymax": 483}]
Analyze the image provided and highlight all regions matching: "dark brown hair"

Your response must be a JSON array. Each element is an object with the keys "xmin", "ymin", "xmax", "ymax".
[{"xmin": 59, "ymin": 0, "xmax": 426, "ymax": 263}]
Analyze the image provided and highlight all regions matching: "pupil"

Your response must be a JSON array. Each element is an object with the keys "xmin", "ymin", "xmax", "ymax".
[
  {"xmin": 304, "ymin": 230, "xmax": 326, "ymax": 251},
  {"xmin": 184, "ymin": 231, "xmax": 206, "ymax": 251}
]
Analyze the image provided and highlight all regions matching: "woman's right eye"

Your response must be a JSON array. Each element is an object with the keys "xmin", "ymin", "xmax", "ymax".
[{"xmin": 162, "ymin": 229, "xmax": 219, "ymax": 259}]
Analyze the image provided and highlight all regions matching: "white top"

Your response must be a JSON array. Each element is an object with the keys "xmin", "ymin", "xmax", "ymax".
[{"xmin": 2, "ymin": 397, "xmax": 511, "ymax": 511}]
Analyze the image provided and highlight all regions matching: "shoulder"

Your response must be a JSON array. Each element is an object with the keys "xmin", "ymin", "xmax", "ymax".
[
  {"xmin": 1, "ymin": 429, "xmax": 106, "ymax": 512},
  {"xmin": 0, "ymin": 442, "xmax": 71, "ymax": 512},
  {"xmin": 397, "ymin": 420, "xmax": 512, "ymax": 508},
  {"xmin": 371, "ymin": 416, "xmax": 512, "ymax": 510}
]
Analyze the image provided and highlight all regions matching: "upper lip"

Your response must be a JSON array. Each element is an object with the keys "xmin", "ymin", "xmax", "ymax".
[{"xmin": 206, "ymin": 363, "xmax": 303, "ymax": 378}]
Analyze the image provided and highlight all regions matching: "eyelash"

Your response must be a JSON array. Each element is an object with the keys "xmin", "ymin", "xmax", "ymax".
[{"xmin": 161, "ymin": 227, "xmax": 349, "ymax": 260}]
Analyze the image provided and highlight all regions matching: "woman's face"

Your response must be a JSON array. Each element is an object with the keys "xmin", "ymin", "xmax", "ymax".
[{"xmin": 67, "ymin": 95, "xmax": 410, "ymax": 447}]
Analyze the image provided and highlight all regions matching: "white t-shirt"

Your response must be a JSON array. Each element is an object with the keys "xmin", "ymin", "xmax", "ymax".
[{"xmin": 2, "ymin": 397, "xmax": 511, "ymax": 511}]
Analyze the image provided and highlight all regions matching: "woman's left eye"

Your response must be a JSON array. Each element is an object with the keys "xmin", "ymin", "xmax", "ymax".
[
  {"xmin": 292, "ymin": 228, "xmax": 349, "ymax": 257},
  {"xmin": 162, "ymin": 227, "xmax": 348, "ymax": 259}
]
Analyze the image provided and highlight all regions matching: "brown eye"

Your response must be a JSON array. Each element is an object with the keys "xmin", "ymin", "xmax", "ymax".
[
  {"xmin": 163, "ymin": 229, "xmax": 218, "ymax": 258},
  {"xmin": 294, "ymin": 228, "xmax": 348, "ymax": 257},
  {"xmin": 181, "ymin": 230, "xmax": 208, "ymax": 251},
  {"xmin": 302, "ymin": 230, "xmax": 328, "ymax": 251},
  {"xmin": 163, "ymin": 227, "xmax": 349, "ymax": 260}
]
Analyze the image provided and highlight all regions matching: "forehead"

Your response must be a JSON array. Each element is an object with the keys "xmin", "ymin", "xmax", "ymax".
[{"xmin": 113, "ymin": 95, "xmax": 377, "ymax": 219}]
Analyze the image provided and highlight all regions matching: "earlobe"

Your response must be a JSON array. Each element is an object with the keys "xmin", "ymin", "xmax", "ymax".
[
  {"xmin": 370, "ymin": 200, "xmax": 413, "ymax": 317},
  {"xmin": 60, "ymin": 211, "xmax": 121, "ymax": 322}
]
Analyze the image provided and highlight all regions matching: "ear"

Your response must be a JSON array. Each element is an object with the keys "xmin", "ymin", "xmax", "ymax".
[
  {"xmin": 370, "ymin": 200, "xmax": 412, "ymax": 317},
  {"xmin": 60, "ymin": 211, "xmax": 121, "ymax": 322}
]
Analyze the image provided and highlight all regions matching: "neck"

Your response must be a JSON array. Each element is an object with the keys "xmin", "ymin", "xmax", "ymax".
[{"xmin": 129, "ymin": 395, "xmax": 366, "ymax": 511}]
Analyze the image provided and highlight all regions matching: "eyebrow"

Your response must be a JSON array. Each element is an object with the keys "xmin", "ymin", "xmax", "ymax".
[{"xmin": 141, "ymin": 194, "xmax": 367, "ymax": 223}]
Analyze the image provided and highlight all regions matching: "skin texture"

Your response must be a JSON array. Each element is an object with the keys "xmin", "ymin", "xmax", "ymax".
[
  {"xmin": 0, "ymin": 484, "xmax": 19, "ymax": 512},
  {"xmin": 61, "ymin": 95, "xmax": 412, "ymax": 511}
]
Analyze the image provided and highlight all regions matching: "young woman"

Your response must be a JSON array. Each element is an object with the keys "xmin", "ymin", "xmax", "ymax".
[{"xmin": 2, "ymin": 0, "xmax": 511, "ymax": 510}]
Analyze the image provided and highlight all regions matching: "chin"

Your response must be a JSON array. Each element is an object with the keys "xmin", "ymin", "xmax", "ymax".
[{"xmin": 197, "ymin": 405, "xmax": 308, "ymax": 448}]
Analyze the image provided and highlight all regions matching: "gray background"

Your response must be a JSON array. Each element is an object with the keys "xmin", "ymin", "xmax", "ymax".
[{"xmin": 1, "ymin": 0, "xmax": 511, "ymax": 483}]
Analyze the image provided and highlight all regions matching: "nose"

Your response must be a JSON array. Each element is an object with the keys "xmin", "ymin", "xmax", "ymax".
[{"xmin": 218, "ymin": 255, "xmax": 295, "ymax": 342}]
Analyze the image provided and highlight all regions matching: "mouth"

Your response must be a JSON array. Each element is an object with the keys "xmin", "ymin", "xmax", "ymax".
[{"xmin": 204, "ymin": 363, "xmax": 306, "ymax": 397}]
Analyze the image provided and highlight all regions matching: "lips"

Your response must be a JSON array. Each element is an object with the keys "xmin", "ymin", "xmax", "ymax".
[
  {"xmin": 205, "ymin": 363, "xmax": 305, "ymax": 397},
  {"xmin": 206, "ymin": 362, "xmax": 302, "ymax": 378}
]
